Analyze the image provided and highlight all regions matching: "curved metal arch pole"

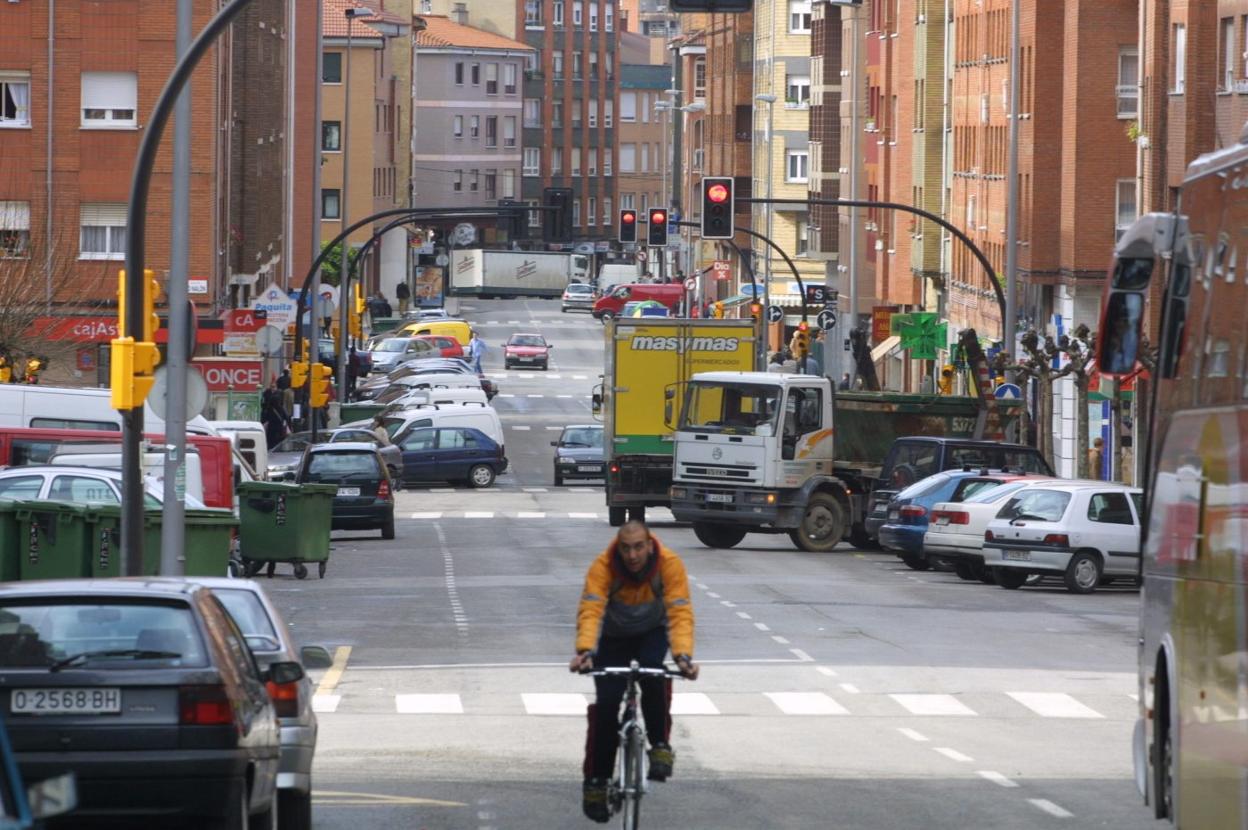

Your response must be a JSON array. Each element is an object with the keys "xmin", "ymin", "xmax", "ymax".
[{"xmin": 675, "ymin": 221, "xmax": 809, "ymax": 325}]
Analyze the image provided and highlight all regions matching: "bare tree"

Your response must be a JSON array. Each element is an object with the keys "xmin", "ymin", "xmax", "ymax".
[{"xmin": 992, "ymin": 329, "xmax": 1061, "ymax": 466}]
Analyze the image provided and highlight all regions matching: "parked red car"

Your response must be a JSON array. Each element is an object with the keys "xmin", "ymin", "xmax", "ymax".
[
  {"xmin": 411, "ymin": 334, "xmax": 464, "ymax": 358},
  {"xmin": 503, "ymin": 333, "xmax": 551, "ymax": 370}
]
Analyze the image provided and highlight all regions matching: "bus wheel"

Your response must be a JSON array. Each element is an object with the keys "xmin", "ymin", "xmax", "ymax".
[{"xmin": 1154, "ymin": 673, "xmax": 1174, "ymax": 819}]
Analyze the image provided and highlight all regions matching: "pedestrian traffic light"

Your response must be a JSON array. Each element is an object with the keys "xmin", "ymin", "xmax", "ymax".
[
  {"xmin": 793, "ymin": 321, "xmax": 810, "ymax": 356},
  {"xmin": 354, "ymin": 283, "xmax": 365, "ymax": 316},
  {"xmin": 110, "ymin": 268, "xmax": 162, "ymax": 410},
  {"xmin": 290, "ymin": 361, "xmax": 310, "ymax": 389},
  {"xmin": 647, "ymin": 209, "xmax": 669, "ymax": 247},
  {"xmin": 619, "ymin": 209, "xmax": 638, "ymax": 244},
  {"xmin": 701, "ymin": 177, "xmax": 734, "ymax": 239},
  {"xmin": 542, "ymin": 187, "xmax": 574, "ymax": 243},
  {"xmin": 309, "ymin": 363, "xmax": 332, "ymax": 408}
]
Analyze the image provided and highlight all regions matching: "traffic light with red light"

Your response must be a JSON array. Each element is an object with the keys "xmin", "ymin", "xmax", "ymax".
[
  {"xmin": 793, "ymin": 320, "xmax": 810, "ymax": 356},
  {"xmin": 749, "ymin": 302, "xmax": 762, "ymax": 320},
  {"xmin": 647, "ymin": 208, "xmax": 669, "ymax": 247},
  {"xmin": 619, "ymin": 209, "xmax": 638, "ymax": 244},
  {"xmin": 701, "ymin": 177, "xmax": 734, "ymax": 239}
]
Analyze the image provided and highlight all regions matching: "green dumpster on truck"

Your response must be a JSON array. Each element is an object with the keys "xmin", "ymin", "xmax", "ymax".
[
  {"xmin": 88, "ymin": 506, "xmax": 238, "ymax": 578},
  {"xmin": 0, "ymin": 501, "xmax": 22, "ymax": 582},
  {"xmin": 14, "ymin": 502, "xmax": 91, "ymax": 580},
  {"xmin": 339, "ymin": 402, "xmax": 387, "ymax": 425},
  {"xmin": 237, "ymin": 481, "xmax": 337, "ymax": 580}
]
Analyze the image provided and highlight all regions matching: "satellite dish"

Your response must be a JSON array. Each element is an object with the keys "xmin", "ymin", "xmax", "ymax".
[
  {"xmin": 256, "ymin": 325, "xmax": 285, "ymax": 357},
  {"xmin": 147, "ymin": 366, "xmax": 210, "ymax": 422}
]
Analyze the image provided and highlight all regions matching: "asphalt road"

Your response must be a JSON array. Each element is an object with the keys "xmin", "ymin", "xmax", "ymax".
[{"xmin": 265, "ymin": 298, "xmax": 1149, "ymax": 830}]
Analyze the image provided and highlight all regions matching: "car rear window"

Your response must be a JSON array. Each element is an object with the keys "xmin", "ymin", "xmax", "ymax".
[
  {"xmin": 0, "ymin": 600, "xmax": 208, "ymax": 669},
  {"xmin": 963, "ymin": 479, "xmax": 1032, "ymax": 504},
  {"xmin": 996, "ymin": 489, "xmax": 1072, "ymax": 522},
  {"xmin": 951, "ymin": 478, "xmax": 1007, "ymax": 502},
  {"xmin": 213, "ymin": 589, "xmax": 279, "ymax": 651},
  {"xmin": 896, "ymin": 474, "xmax": 953, "ymax": 501},
  {"xmin": 306, "ymin": 451, "xmax": 379, "ymax": 480},
  {"xmin": 946, "ymin": 446, "xmax": 1052, "ymax": 475}
]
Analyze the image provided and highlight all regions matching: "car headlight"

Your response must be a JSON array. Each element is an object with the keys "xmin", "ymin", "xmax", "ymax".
[
  {"xmin": 558, "ymin": 456, "xmax": 575, "ymax": 464},
  {"xmin": 744, "ymin": 491, "xmax": 777, "ymax": 505},
  {"xmin": 670, "ymin": 486, "xmax": 688, "ymax": 500}
]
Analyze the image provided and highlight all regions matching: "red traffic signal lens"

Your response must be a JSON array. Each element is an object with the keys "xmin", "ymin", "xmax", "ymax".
[
  {"xmin": 798, "ymin": 321, "xmax": 809, "ymax": 332},
  {"xmin": 707, "ymin": 183, "xmax": 730, "ymax": 203},
  {"xmin": 650, "ymin": 210, "xmax": 667, "ymax": 224},
  {"xmin": 622, "ymin": 211, "xmax": 636, "ymax": 224}
]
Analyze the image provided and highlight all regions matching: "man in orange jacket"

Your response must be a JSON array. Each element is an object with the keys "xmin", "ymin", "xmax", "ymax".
[{"xmin": 569, "ymin": 520, "xmax": 698, "ymax": 823}]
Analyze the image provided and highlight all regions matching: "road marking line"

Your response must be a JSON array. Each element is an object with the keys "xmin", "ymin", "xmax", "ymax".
[
  {"xmin": 545, "ymin": 426, "xmax": 563, "ymax": 431},
  {"xmin": 312, "ymin": 790, "xmax": 465, "ymax": 808},
  {"xmin": 557, "ymin": 394, "xmax": 574, "ymax": 398},
  {"xmin": 527, "ymin": 394, "xmax": 544, "ymax": 398},
  {"xmin": 1127, "ymin": 693, "xmax": 1139, "ymax": 702},
  {"xmin": 396, "ymin": 694, "xmax": 464, "ymax": 714},
  {"xmin": 315, "ymin": 646, "xmax": 352, "ymax": 697},
  {"xmin": 771, "ymin": 635, "xmax": 790, "ymax": 645},
  {"xmin": 1028, "ymin": 799, "xmax": 1074, "ymax": 818},
  {"xmin": 517, "ymin": 512, "xmax": 546, "ymax": 518},
  {"xmin": 511, "ymin": 426, "xmax": 531, "ymax": 431},
  {"xmin": 816, "ymin": 666, "xmax": 838, "ymax": 678},
  {"xmin": 696, "ymin": 583, "xmax": 709, "ymax": 590},
  {"xmin": 547, "ymin": 374, "xmax": 562, "ymax": 379},
  {"xmin": 311, "ymin": 694, "xmax": 341, "ymax": 713},
  {"xmin": 568, "ymin": 512, "xmax": 600, "ymax": 519},
  {"xmin": 933, "ymin": 747, "xmax": 973, "ymax": 763},
  {"xmin": 497, "ymin": 394, "xmax": 516, "ymax": 398},
  {"xmin": 411, "ymin": 512, "xmax": 444, "ymax": 519},
  {"xmin": 670, "ymin": 693, "xmax": 720, "ymax": 715},
  {"xmin": 720, "ymin": 600, "xmax": 736, "ymax": 608},
  {"xmin": 436, "ymin": 525, "xmax": 469, "ymax": 636},
  {"xmin": 839, "ymin": 683, "xmax": 860, "ymax": 694},
  {"xmin": 1007, "ymin": 692, "xmax": 1104, "ymax": 719},
  {"xmin": 754, "ymin": 622, "xmax": 771, "ymax": 632},
  {"xmin": 573, "ymin": 375, "xmax": 588, "ymax": 379},
  {"xmin": 464, "ymin": 512, "xmax": 494, "ymax": 519},
  {"xmin": 522, "ymin": 487, "xmax": 548, "ymax": 493},
  {"xmin": 897, "ymin": 728, "xmax": 927, "ymax": 742},
  {"xmin": 889, "ymin": 694, "xmax": 977, "ymax": 716},
  {"xmin": 430, "ymin": 488, "xmax": 454, "ymax": 493},
  {"xmin": 736, "ymin": 612, "xmax": 752, "ymax": 620},
  {"xmin": 707, "ymin": 592, "xmax": 721, "ymax": 599},
  {"xmin": 976, "ymin": 771, "xmax": 1019, "ymax": 788},
  {"xmin": 568, "ymin": 487, "xmax": 595, "ymax": 493},
  {"xmin": 765, "ymin": 692, "xmax": 848, "ymax": 716},
  {"xmin": 522, "ymin": 693, "xmax": 589, "ymax": 715},
  {"xmin": 789, "ymin": 649, "xmax": 814, "ymax": 662}
]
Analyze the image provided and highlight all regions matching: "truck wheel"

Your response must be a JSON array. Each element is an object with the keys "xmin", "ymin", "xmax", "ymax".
[
  {"xmin": 609, "ymin": 507, "xmax": 627, "ymax": 527},
  {"xmin": 693, "ymin": 523, "xmax": 747, "ymax": 549},
  {"xmin": 628, "ymin": 506, "xmax": 646, "ymax": 523},
  {"xmin": 789, "ymin": 493, "xmax": 845, "ymax": 553}
]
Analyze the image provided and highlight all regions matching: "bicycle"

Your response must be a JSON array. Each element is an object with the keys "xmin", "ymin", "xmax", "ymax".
[{"xmin": 586, "ymin": 660, "xmax": 685, "ymax": 830}]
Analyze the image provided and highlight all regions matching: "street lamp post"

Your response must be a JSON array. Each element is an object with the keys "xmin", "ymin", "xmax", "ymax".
[
  {"xmin": 754, "ymin": 93, "xmax": 776, "ymax": 343},
  {"xmin": 678, "ymin": 101, "xmax": 705, "ymax": 306},
  {"xmin": 655, "ymin": 97, "xmax": 676, "ymax": 283}
]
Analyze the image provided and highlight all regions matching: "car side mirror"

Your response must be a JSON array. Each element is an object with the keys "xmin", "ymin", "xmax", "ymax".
[
  {"xmin": 591, "ymin": 392, "xmax": 603, "ymax": 414},
  {"xmin": 300, "ymin": 645, "xmax": 335, "ymax": 669},
  {"xmin": 264, "ymin": 660, "xmax": 306, "ymax": 685},
  {"xmin": 547, "ymin": 344, "xmax": 554, "ymax": 349},
  {"xmin": 27, "ymin": 773, "xmax": 77, "ymax": 820},
  {"xmin": 550, "ymin": 440, "xmax": 558, "ymax": 447}
]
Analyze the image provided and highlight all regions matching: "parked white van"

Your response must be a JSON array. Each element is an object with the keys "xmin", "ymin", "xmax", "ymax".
[
  {"xmin": 379, "ymin": 404, "xmax": 504, "ymax": 450},
  {"xmin": 391, "ymin": 387, "xmax": 488, "ymax": 408},
  {"xmin": 209, "ymin": 420, "xmax": 268, "ymax": 475}
]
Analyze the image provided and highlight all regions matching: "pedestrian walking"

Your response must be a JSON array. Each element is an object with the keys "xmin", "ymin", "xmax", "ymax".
[
  {"xmin": 347, "ymin": 346, "xmax": 362, "ymax": 401},
  {"xmin": 261, "ymin": 388, "xmax": 290, "ymax": 449},
  {"xmin": 395, "ymin": 281, "xmax": 411, "ymax": 316},
  {"xmin": 838, "ymin": 373, "xmax": 851, "ymax": 391},
  {"xmin": 468, "ymin": 330, "xmax": 487, "ymax": 374},
  {"xmin": 1088, "ymin": 437, "xmax": 1105, "ymax": 480}
]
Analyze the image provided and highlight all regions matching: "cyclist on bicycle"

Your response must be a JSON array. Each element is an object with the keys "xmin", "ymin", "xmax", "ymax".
[{"xmin": 569, "ymin": 520, "xmax": 699, "ymax": 823}]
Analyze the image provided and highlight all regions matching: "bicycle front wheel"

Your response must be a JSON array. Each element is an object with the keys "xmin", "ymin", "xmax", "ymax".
[{"xmin": 620, "ymin": 727, "xmax": 646, "ymax": 830}]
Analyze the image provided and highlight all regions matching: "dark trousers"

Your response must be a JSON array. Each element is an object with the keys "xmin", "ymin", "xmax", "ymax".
[{"xmin": 583, "ymin": 627, "xmax": 672, "ymax": 780}]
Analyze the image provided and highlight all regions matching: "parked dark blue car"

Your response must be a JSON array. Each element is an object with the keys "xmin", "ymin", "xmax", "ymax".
[
  {"xmin": 395, "ymin": 426, "xmax": 507, "ymax": 488},
  {"xmin": 879, "ymin": 471, "xmax": 1025, "ymax": 570}
]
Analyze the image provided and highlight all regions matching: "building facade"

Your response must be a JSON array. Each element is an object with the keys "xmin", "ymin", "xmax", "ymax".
[{"xmin": 618, "ymin": 59, "xmax": 668, "ymax": 266}]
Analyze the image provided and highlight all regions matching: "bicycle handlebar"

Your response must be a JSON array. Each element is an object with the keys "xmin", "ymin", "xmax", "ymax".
[{"xmin": 583, "ymin": 664, "xmax": 686, "ymax": 679}]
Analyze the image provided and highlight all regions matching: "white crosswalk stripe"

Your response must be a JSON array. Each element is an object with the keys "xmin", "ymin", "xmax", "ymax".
[
  {"xmin": 1007, "ymin": 692, "xmax": 1104, "ymax": 719},
  {"xmin": 522, "ymin": 693, "xmax": 588, "ymax": 715},
  {"xmin": 890, "ymin": 694, "xmax": 977, "ymax": 717},
  {"xmin": 395, "ymin": 694, "xmax": 463, "ymax": 714},
  {"xmin": 765, "ymin": 692, "xmax": 849, "ymax": 716},
  {"xmin": 671, "ymin": 693, "xmax": 720, "ymax": 715}
]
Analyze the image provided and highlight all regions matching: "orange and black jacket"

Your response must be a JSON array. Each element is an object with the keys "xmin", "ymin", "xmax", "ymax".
[{"xmin": 575, "ymin": 535, "xmax": 694, "ymax": 657}]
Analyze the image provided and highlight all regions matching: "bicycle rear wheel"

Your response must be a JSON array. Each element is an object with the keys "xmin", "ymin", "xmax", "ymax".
[{"xmin": 620, "ymin": 727, "xmax": 646, "ymax": 830}]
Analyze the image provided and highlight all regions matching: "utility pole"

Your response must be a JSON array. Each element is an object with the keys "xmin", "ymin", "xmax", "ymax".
[
  {"xmin": 755, "ymin": 94, "xmax": 776, "ymax": 339},
  {"xmin": 336, "ymin": 8, "xmax": 358, "ymax": 407},
  {"xmin": 1004, "ymin": 0, "xmax": 1021, "ymax": 356},
  {"xmin": 160, "ymin": 0, "xmax": 193, "ymax": 576},
  {"xmin": 847, "ymin": 4, "xmax": 861, "ymax": 365}
]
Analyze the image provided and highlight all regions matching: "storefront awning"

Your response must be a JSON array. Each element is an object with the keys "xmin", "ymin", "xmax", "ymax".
[{"xmin": 870, "ymin": 335, "xmax": 902, "ymax": 362}]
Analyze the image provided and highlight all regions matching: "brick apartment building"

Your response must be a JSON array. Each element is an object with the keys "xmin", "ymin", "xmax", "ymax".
[
  {"xmin": 0, "ymin": 0, "xmax": 317, "ymax": 325},
  {"xmin": 617, "ymin": 43, "xmax": 668, "ymax": 251}
]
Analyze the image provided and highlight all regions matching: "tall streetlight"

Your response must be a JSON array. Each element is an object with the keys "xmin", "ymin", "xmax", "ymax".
[
  {"xmin": 655, "ymin": 98, "xmax": 675, "ymax": 282},
  {"xmin": 754, "ymin": 93, "xmax": 776, "ymax": 332},
  {"xmin": 678, "ymin": 101, "xmax": 705, "ymax": 290},
  {"xmin": 337, "ymin": 5, "xmax": 375, "ymax": 404}
]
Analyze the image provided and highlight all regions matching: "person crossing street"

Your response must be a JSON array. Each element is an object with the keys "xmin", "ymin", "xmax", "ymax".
[{"xmin": 468, "ymin": 330, "xmax": 487, "ymax": 374}]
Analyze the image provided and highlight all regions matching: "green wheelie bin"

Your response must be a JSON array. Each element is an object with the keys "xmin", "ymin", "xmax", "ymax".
[
  {"xmin": 14, "ymin": 501, "xmax": 92, "ymax": 580},
  {"xmin": 0, "ymin": 501, "xmax": 22, "ymax": 582},
  {"xmin": 88, "ymin": 507, "xmax": 238, "ymax": 578},
  {"xmin": 237, "ymin": 481, "xmax": 337, "ymax": 580}
]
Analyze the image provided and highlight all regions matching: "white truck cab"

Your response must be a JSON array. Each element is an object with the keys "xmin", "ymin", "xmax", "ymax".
[{"xmin": 669, "ymin": 371, "xmax": 848, "ymax": 552}]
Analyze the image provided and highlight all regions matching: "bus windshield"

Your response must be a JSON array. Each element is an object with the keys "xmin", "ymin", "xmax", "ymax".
[{"xmin": 680, "ymin": 382, "xmax": 781, "ymax": 436}]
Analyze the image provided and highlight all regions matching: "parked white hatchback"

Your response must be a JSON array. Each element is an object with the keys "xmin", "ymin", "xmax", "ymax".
[
  {"xmin": 981, "ymin": 482, "xmax": 1143, "ymax": 593},
  {"xmin": 923, "ymin": 477, "xmax": 1056, "ymax": 582}
]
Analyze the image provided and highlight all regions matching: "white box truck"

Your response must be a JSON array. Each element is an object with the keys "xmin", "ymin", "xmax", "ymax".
[{"xmin": 449, "ymin": 249, "xmax": 590, "ymax": 298}]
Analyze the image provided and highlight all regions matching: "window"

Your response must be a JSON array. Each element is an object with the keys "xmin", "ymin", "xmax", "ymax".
[
  {"xmin": 79, "ymin": 203, "xmax": 127, "ymax": 260},
  {"xmin": 589, "ymin": 2, "xmax": 598, "ymax": 31},
  {"xmin": 1115, "ymin": 179, "xmax": 1137, "ymax": 241},
  {"xmin": 604, "ymin": 99, "xmax": 613, "ymax": 127},
  {"xmin": 572, "ymin": 147, "xmax": 582, "ymax": 176},
  {"xmin": 321, "ymin": 189, "xmax": 340, "ymax": 219},
  {"xmin": 603, "ymin": 197, "xmax": 611, "ymax": 225},
  {"xmin": 588, "ymin": 149, "xmax": 597, "ymax": 176},
  {"xmin": 589, "ymin": 98, "xmax": 598, "ymax": 128},
  {"xmin": 588, "ymin": 197, "xmax": 597, "ymax": 225},
  {"xmin": 0, "ymin": 73, "xmax": 31, "ymax": 127},
  {"xmin": 966, "ymin": 194, "xmax": 976, "ymax": 227},
  {"xmin": 486, "ymin": 63, "xmax": 499, "ymax": 95},
  {"xmin": 1172, "ymin": 24, "xmax": 1186, "ymax": 93},
  {"xmin": 620, "ymin": 91, "xmax": 637, "ymax": 122},
  {"xmin": 589, "ymin": 53, "xmax": 599, "ymax": 79},
  {"xmin": 527, "ymin": 198, "xmax": 541, "ymax": 228},
  {"xmin": 321, "ymin": 120, "xmax": 342, "ymax": 151},
  {"xmin": 1222, "ymin": 17, "xmax": 1236, "ymax": 91},
  {"xmin": 605, "ymin": 3, "xmax": 613, "ymax": 31},
  {"xmin": 525, "ymin": 0, "xmax": 543, "ymax": 27},
  {"xmin": 620, "ymin": 193, "xmax": 635, "ymax": 210},
  {"xmin": 642, "ymin": 93, "xmax": 650, "ymax": 123},
  {"xmin": 486, "ymin": 170, "xmax": 498, "ymax": 200},
  {"xmin": 524, "ymin": 98, "xmax": 541, "ymax": 128},
  {"xmin": 469, "ymin": 169, "xmax": 479, "ymax": 192},
  {"xmin": 470, "ymin": 115, "xmax": 480, "ymax": 138},
  {"xmin": 504, "ymin": 64, "xmax": 518, "ymax": 95},
  {"xmin": 81, "ymin": 72, "xmax": 137, "ymax": 127},
  {"xmin": 604, "ymin": 149, "xmax": 612, "ymax": 176},
  {"xmin": 503, "ymin": 116, "xmax": 517, "ymax": 147},
  {"xmin": 553, "ymin": 52, "xmax": 565, "ymax": 79},
  {"xmin": 1087, "ymin": 492, "xmax": 1135, "ymax": 525},
  {"xmin": 471, "ymin": 63, "xmax": 481, "ymax": 86},
  {"xmin": 796, "ymin": 218, "xmax": 809, "ymax": 256},
  {"xmin": 453, "ymin": 170, "xmax": 463, "ymax": 192},
  {"xmin": 553, "ymin": 1, "xmax": 564, "ymax": 26},
  {"xmin": 694, "ymin": 59, "xmax": 706, "ymax": 100},
  {"xmin": 1116, "ymin": 49, "xmax": 1138, "ymax": 117},
  {"xmin": 785, "ymin": 150, "xmax": 809, "ymax": 182},
  {"xmin": 789, "ymin": 0, "xmax": 812, "ymax": 33},
  {"xmin": 605, "ymin": 52, "xmax": 614, "ymax": 80},
  {"xmin": 786, "ymin": 75, "xmax": 811, "ymax": 108},
  {"xmin": 453, "ymin": 114, "xmax": 464, "ymax": 138},
  {"xmin": 572, "ymin": 99, "xmax": 582, "ymax": 127},
  {"xmin": 551, "ymin": 147, "xmax": 563, "ymax": 174},
  {"xmin": 997, "ymin": 489, "xmax": 1071, "ymax": 523},
  {"xmin": 573, "ymin": 0, "xmax": 583, "ymax": 26},
  {"xmin": 503, "ymin": 169, "xmax": 516, "ymax": 199},
  {"xmin": 454, "ymin": 61, "xmax": 465, "ymax": 86},
  {"xmin": 523, "ymin": 147, "xmax": 540, "ymax": 175},
  {"xmin": 0, "ymin": 201, "xmax": 30, "ymax": 258},
  {"xmin": 552, "ymin": 100, "xmax": 563, "ymax": 126},
  {"xmin": 640, "ymin": 193, "xmax": 648, "ymax": 214},
  {"xmin": 323, "ymin": 52, "xmax": 343, "ymax": 83},
  {"xmin": 640, "ymin": 142, "xmax": 649, "ymax": 172},
  {"xmin": 485, "ymin": 116, "xmax": 498, "ymax": 147},
  {"xmin": 620, "ymin": 143, "xmax": 636, "ymax": 173},
  {"xmin": 573, "ymin": 53, "xmax": 583, "ymax": 79},
  {"xmin": 573, "ymin": 199, "xmax": 581, "ymax": 226},
  {"xmin": 0, "ymin": 476, "xmax": 41, "ymax": 501}
]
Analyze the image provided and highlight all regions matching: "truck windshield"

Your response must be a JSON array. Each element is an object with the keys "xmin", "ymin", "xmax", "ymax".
[{"xmin": 681, "ymin": 382, "xmax": 781, "ymax": 436}]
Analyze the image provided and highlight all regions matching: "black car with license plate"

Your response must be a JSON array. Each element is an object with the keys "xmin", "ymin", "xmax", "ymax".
[
  {"xmin": 551, "ymin": 425, "xmax": 605, "ymax": 486},
  {"xmin": 298, "ymin": 443, "xmax": 396, "ymax": 539},
  {"xmin": 0, "ymin": 579, "xmax": 296, "ymax": 827}
]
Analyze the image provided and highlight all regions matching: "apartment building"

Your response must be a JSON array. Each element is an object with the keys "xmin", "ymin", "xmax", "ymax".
[
  {"xmin": 0, "ymin": 0, "xmax": 315, "ymax": 321},
  {"xmin": 618, "ymin": 55, "xmax": 668, "ymax": 255},
  {"xmin": 412, "ymin": 15, "xmax": 532, "ymax": 240},
  {"xmin": 320, "ymin": 0, "xmax": 408, "ymax": 296}
]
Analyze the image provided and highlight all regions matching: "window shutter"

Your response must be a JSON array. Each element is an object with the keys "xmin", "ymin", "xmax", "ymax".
[
  {"xmin": 80, "ymin": 203, "xmax": 128, "ymax": 226},
  {"xmin": 81, "ymin": 72, "xmax": 137, "ymax": 109},
  {"xmin": 0, "ymin": 202, "xmax": 30, "ymax": 231}
]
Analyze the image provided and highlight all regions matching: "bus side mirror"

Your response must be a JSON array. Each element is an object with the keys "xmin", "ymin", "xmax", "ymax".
[
  {"xmin": 1097, "ymin": 292, "xmax": 1145, "ymax": 375},
  {"xmin": 591, "ymin": 390, "xmax": 603, "ymax": 415}
]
